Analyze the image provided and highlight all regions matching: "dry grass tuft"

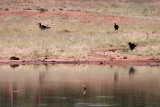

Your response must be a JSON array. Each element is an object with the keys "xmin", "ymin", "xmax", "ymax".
[{"xmin": 36, "ymin": 8, "xmax": 48, "ymax": 12}]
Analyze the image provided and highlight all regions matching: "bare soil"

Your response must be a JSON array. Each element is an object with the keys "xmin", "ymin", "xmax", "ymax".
[
  {"xmin": 1, "ymin": 10, "xmax": 160, "ymax": 66},
  {"xmin": 0, "ymin": 10, "xmax": 128, "ymax": 22}
]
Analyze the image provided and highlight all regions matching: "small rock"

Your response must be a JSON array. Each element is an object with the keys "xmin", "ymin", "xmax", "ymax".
[
  {"xmin": 100, "ymin": 62, "xmax": 103, "ymax": 65},
  {"xmin": 123, "ymin": 56, "xmax": 127, "ymax": 59},
  {"xmin": 10, "ymin": 56, "xmax": 20, "ymax": 60},
  {"xmin": 59, "ymin": 8, "xmax": 63, "ymax": 11}
]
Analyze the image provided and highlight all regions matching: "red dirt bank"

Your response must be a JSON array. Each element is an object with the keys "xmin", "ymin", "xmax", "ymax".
[{"xmin": 0, "ymin": 10, "xmax": 128, "ymax": 23}]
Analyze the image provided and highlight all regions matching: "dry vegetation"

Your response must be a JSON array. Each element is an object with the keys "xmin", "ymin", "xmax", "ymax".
[{"xmin": 0, "ymin": 0, "xmax": 160, "ymax": 59}]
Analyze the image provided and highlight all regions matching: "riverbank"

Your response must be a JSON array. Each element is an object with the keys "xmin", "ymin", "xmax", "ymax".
[
  {"xmin": 0, "ymin": 1, "xmax": 160, "ymax": 65},
  {"xmin": 1, "ymin": 57, "xmax": 160, "ymax": 66}
]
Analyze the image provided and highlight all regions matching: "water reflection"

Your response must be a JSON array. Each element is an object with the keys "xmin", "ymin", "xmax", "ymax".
[
  {"xmin": 83, "ymin": 84, "xmax": 87, "ymax": 95},
  {"xmin": 129, "ymin": 67, "xmax": 136, "ymax": 77},
  {"xmin": 0, "ymin": 65, "xmax": 160, "ymax": 107},
  {"xmin": 114, "ymin": 72, "xmax": 118, "ymax": 83},
  {"xmin": 10, "ymin": 64, "xmax": 19, "ymax": 69}
]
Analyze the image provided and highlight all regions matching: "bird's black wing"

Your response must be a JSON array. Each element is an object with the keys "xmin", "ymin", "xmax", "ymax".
[
  {"xmin": 41, "ymin": 25, "xmax": 47, "ymax": 28},
  {"xmin": 114, "ymin": 25, "xmax": 119, "ymax": 30},
  {"xmin": 41, "ymin": 25, "xmax": 51, "ymax": 29}
]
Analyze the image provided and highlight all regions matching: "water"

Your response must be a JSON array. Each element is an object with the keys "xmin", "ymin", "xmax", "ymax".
[{"xmin": 0, "ymin": 65, "xmax": 160, "ymax": 107}]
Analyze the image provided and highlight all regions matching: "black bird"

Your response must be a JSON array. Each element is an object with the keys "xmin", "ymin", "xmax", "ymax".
[
  {"xmin": 37, "ymin": 23, "xmax": 51, "ymax": 30},
  {"xmin": 114, "ymin": 23, "xmax": 119, "ymax": 31},
  {"xmin": 128, "ymin": 42, "xmax": 137, "ymax": 50}
]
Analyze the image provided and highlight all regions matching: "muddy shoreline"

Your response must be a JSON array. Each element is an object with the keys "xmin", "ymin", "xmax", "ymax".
[{"xmin": 1, "ymin": 59, "xmax": 160, "ymax": 66}]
